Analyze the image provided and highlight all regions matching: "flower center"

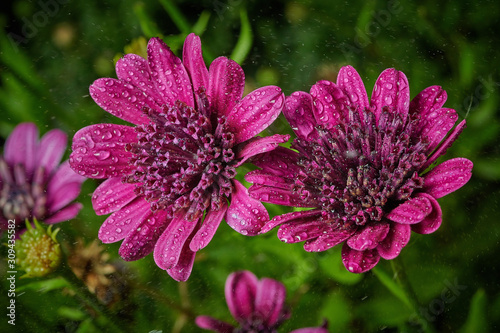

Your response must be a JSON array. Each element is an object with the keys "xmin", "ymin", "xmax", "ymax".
[
  {"xmin": 293, "ymin": 107, "xmax": 427, "ymax": 226},
  {"xmin": 0, "ymin": 157, "xmax": 47, "ymax": 223},
  {"xmin": 124, "ymin": 90, "xmax": 237, "ymax": 221}
]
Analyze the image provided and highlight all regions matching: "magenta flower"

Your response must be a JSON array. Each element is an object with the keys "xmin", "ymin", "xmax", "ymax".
[
  {"xmin": 247, "ymin": 66, "xmax": 473, "ymax": 273},
  {"xmin": 196, "ymin": 270, "xmax": 328, "ymax": 333},
  {"xmin": 1, "ymin": 123, "xmax": 85, "ymax": 234},
  {"xmin": 70, "ymin": 34, "xmax": 287, "ymax": 281}
]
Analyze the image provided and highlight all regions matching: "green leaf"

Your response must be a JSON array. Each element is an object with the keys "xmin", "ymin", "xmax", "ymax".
[
  {"xmin": 16, "ymin": 277, "xmax": 69, "ymax": 293},
  {"xmin": 459, "ymin": 289, "xmax": 488, "ymax": 333},
  {"xmin": 192, "ymin": 11, "xmax": 211, "ymax": 36},
  {"xmin": 58, "ymin": 306, "xmax": 87, "ymax": 321},
  {"xmin": 159, "ymin": 0, "xmax": 191, "ymax": 34},
  {"xmin": 230, "ymin": 8, "xmax": 253, "ymax": 64},
  {"xmin": 372, "ymin": 266, "xmax": 412, "ymax": 309},
  {"xmin": 318, "ymin": 248, "xmax": 363, "ymax": 285},
  {"xmin": 133, "ymin": 2, "xmax": 162, "ymax": 38}
]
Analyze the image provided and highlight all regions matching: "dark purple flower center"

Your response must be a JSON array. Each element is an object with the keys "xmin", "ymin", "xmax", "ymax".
[
  {"xmin": 293, "ymin": 107, "xmax": 427, "ymax": 226},
  {"xmin": 0, "ymin": 157, "xmax": 47, "ymax": 224},
  {"xmin": 124, "ymin": 90, "xmax": 237, "ymax": 221}
]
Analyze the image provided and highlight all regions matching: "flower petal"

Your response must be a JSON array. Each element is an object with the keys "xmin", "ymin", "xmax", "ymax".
[
  {"xmin": 248, "ymin": 184, "xmax": 317, "ymax": 207},
  {"xmin": 277, "ymin": 220, "xmax": 328, "ymax": 244},
  {"xmin": 303, "ymin": 227, "xmax": 356, "ymax": 252},
  {"xmin": 190, "ymin": 201, "xmax": 228, "ymax": 252},
  {"xmin": 225, "ymin": 271, "xmax": 258, "ymax": 322},
  {"xmin": 290, "ymin": 327, "xmax": 329, "ymax": 333},
  {"xmin": 418, "ymin": 108, "xmax": 458, "ymax": 154},
  {"xmin": 409, "ymin": 85, "xmax": 447, "ymax": 120},
  {"xmin": 167, "ymin": 237, "xmax": 197, "ymax": 282},
  {"xmin": 70, "ymin": 124, "xmax": 136, "ymax": 179},
  {"xmin": 147, "ymin": 37, "xmax": 194, "ymax": 107},
  {"xmin": 92, "ymin": 177, "xmax": 137, "ymax": 215},
  {"xmin": 245, "ymin": 171, "xmax": 295, "ymax": 190},
  {"xmin": 251, "ymin": 146, "xmax": 301, "ymax": 178},
  {"xmin": 37, "ymin": 129, "xmax": 67, "ymax": 176},
  {"xmin": 119, "ymin": 209, "xmax": 170, "ymax": 261},
  {"xmin": 336, "ymin": 65, "xmax": 370, "ymax": 112},
  {"xmin": 44, "ymin": 203, "xmax": 82, "ymax": 224},
  {"xmin": 46, "ymin": 161, "xmax": 86, "ymax": 213},
  {"xmin": 195, "ymin": 316, "xmax": 234, "ymax": 333},
  {"xmin": 411, "ymin": 193, "xmax": 443, "ymax": 234},
  {"xmin": 346, "ymin": 222, "xmax": 390, "ymax": 251},
  {"xmin": 341, "ymin": 243, "xmax": 380, "ymax": 273},
  {"xmin": 370, "ymin": 68, "xmax": 410, "ymax": 122},
  {"xmin": 4, "ymin": 123, "xmax": 38, "ymax": 175},
  {"xmin": 89, "ymin": 78, "xmax": 157, "ymax": 125},
  {"xmin": 422, "ymin": 157, "xmax": 473, "ymax": 198},
  {"xmin": 115, "ymin": 54, "xmax": 164, "ymax": 103},
  {"xmin": 225, "ymin": 180, "xmax": 268, "ymax": 236},
  {"xmin": 183, "ymin": 33, "xmax": 209, "ymax": 94},
  {"xmin": 226, "ymin": 86, "xmax": 284, "ymax": 144},
  {"xmin": 386, "ymin": 195, "xmax": 433, "ymax": 224},
  {"xmin": 260, "ymin": 210, "xmax": 321, "ymax": 234},
  {"xmin": 310, "ymin": 80, "xmax": 349, "ymax": 129},
  {"xmin": 208, "ymin": 57, "xmax": 245, "ymax": 118},
  {"xmin": 98, "ymin": 197, "xmax": 149, "ymax": 243},
  {"xmin": 255, "ymin": 277, "xmax": 287, "ymax": 326},
  {"xmin": 153, "ymin": 212, "xmax": 199, "ymax": 269},
  {"xmin": 235, "ymin": 134, "xmax": 290, "ymax": 166},
  {"xmin": 377, "ymin": 223, "xmax": 411, "ymax": 260},
  {"xmin": 282, "ymin": 91, "xmax": 319, "ymax": 141}
]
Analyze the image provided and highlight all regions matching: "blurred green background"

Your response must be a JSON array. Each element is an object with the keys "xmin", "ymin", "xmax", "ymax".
[{"xmin": 0, "ymin": 0, "xmax": 499, "ymax": 332}]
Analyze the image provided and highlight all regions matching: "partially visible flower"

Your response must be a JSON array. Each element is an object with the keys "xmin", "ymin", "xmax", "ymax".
[
  {"xmin": 16, "ymin": 218, "xmax": 61, "ymax": 278},
  {"xmin": 68, "ymin": 240, "xmax": 129, "ymax": 307},
  {"xmin": 247, "ymin": 66, "xmax": 473, "ymax": 273},
  {"xmin": 0, "ymin": 123, "xmax": 85, "ymax": 235},
  {"xmin": 196, "ymin": 270, "xmax": 328, "ymax": 333},
  {"xmin": 70, "ymin": 34, "xmax": 287, "ymax": 281}
]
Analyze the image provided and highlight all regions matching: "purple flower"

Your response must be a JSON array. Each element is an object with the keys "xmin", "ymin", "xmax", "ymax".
[
  {"xmin": 196, "ymin": 270, "xmax": 328, "ymax": 333},
  {"xmin": 1, "ymin": 123, "xmax": 85, "ymax": 234},
  {"xmin": 247, "ymin": 66, "xmax": 473, "ymax": 273},
  {"xmin": 70, "ymin": 34, "xmax": 287, "ymax": 281}
]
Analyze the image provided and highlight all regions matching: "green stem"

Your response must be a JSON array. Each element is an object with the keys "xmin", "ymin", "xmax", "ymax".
[{"xmin": 58, "ymin": 264, "xmax": 125, "ymax": 333}]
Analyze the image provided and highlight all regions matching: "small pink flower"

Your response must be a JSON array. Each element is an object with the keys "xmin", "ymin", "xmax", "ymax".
[
  {"xmin": 247, "ymin": 66, "xmax": 473, "ymax": 273},
  {"xmin": 1, "ymin": 123, "xmax": 85, "ymax": 234},
  {"xmin": 196, "ymin": 270, "xmax": 328, "ymax": 333},
  {"xmin": 70, "ymin": 34, "xmax": 287, "ymax": 281}
]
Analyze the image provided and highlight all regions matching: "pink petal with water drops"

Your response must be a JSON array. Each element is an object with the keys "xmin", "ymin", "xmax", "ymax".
[
  {"xmin": 277, "ymin": 220, "xmax": 328, "ymax": 244},
  {"xmin": 259, "ymin": 210, "xmax": 322, "ymax": 234},
  {"xmin": 370, "ymin": 68, "xmax": 410, "ymax": 122},
  {"xmin": 226, "ymin": 86, "xmax": 284, "ymax": 144},
  {"xmin": 225, "ymin": 271, "xmax": 258, "ymax": 322},
  {"xmin": 411, "ymin": 193, "xmax": 443, "ymax": 234},
  {"xmin": 46, "ymin": 161, "xmax": 86, "ymax": 213},
  {"xmin": 195, "ymin": 316, "xmax": 234, "ymax": 333},
  {"xmin": 44, "ymin": 203, "xmax": 82, "ymax": 224},
  {"xmin": 303, "ymin": 226, "xmax": 356, "ymax": 252},
  {"xmin": 255, "ymin": 277, "xmax": 287, "ymax": 326},
  {"xmin": 90, "ymin": 78, "xmax": 157, "ymax": 125},
  {"xmin": 115, "ymin": 54, "xmax": 164, "ymax": 103},
  {"xmin": 70, "ymin": 124, "xmax": 136, "ymax": 179},
  {"xmin": 377, "ymin": 223, "xmax": 411, "ymax": 260},
  {"xmin": 251, "ymin": 146, "xmax": 301, "ymax": 178},
  {"xmin": 346, "ymin": 222, "xmax": 390, "ymax": 251},
  {"xmin": 310, "ymin": 80, "xmax": 349, "ymax": 129},
  {"xmin": 410, "ymin": 85, "xmax": 448, "ymax": 120},
  {"xmin": 422, "ymin": 157, "xmax": 473, "ymax": 198},
  {"xmin": 167, "ymin": 233, "xmax": 198, "ymax": 282},
  {"xmin": 341, "ymin": 243, "xmax": 380, "ymax": 273},
  {"xmin": 421, "ymin": 119, "xmax": 467, "ymax": 170},
  {"xmin": 183, "ymin": 33, "xmax": 209, "ymax": 94},
  {"xmin": 119, "ymin": 209, "xmax": 170, "ymax": 261},
  {"xmin": 92, "ymin": 177, "xmax": 137, "ymax": 215},
  {"xmin": 235, "ymin": 134, "xmax": 290, "ymax": 166},
  {"xmin": 418, "ymin": 108, "xmax": 458, "ymax": 154},
  {"xmin": 153, "ymin": 212, "xmax": 199, "ymax": 270},
  {"xmin": 4, "ymin": 122, "xmax": 38, "ymax": 175},
  {"xmin": 246, "ymin": 170, "xmax": 295, "ymax": 190},
  {"xmin": 336, "ymin": 65, "xmax": 370, "ymax": 112},
  {"xmin": 98, "ymin": 197, "xmax": 150, "ymax": 243},
  {"xmin": 248, "ymin": 184, "xmax": 317, "ymax": 208},
  {"xmin": 225, "ymin": 180, "xmax": 268, "ymax": 236},
  {"xmin": 282, "ymin": 91, "xmax": 319, "ymax": 141},
  {"xmin": 190, "ymin": 201, "xmax": 228, "ymax": 252},
  {"xmin": 208, "ymin": 57, "xmax": 245, "ymax": 118},
  {"xmin": 147, "ymin": 37, "xmax": 194, "ymax": 107},
  {"xmin": 386, "ymin": 195, "xmax": 433, "ymax": 224},
  {"xmin": 37, "ymin": 129, "xmax": 67, "ymax": 176}
]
